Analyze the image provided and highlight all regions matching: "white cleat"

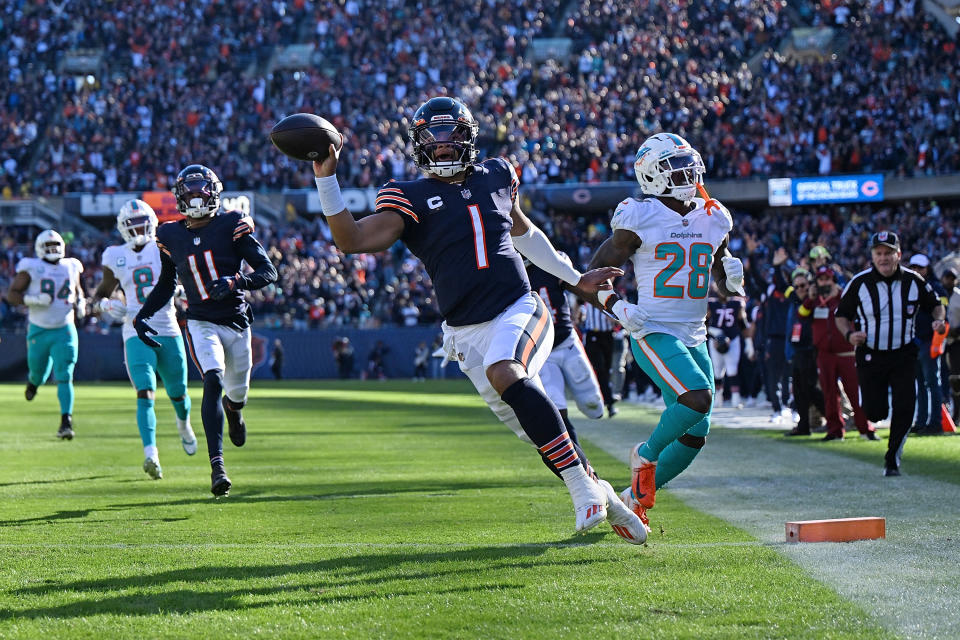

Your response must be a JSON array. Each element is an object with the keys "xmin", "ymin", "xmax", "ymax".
[
  {"xmin": 563, "ymin": 468, "xmax": 607, "ymax": 533},
  {"xmin": 143, "ymin": 457, "xmax": 163, "ymax": 480},
  {"xmin": 598, "ymin": 478, "xmax": 647, "ymax": 544},
  {"xmin": 177, "ymin": 417, "xmax": 198, "ymax": 456}
]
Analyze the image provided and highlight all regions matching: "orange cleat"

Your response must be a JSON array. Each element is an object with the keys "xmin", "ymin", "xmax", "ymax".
[
  {"xmin": 619, "ymin": 486, "xmax": 651, "ymax": 532},
  {"xmin": 630, "ymin": 443, "xmax": 657, "ymax": 509}
]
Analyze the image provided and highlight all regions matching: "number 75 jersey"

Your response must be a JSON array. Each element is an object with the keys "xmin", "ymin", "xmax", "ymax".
[
  {"xmin": 102, "ymin": 242, "xmax": 180, "ymax": 342},
  {"xmin": 612, "ymin": 196, "xmax": 733, "ymax": 346}
]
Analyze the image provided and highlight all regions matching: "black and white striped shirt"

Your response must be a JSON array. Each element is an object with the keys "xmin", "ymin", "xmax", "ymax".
[
  {"xmin": 582, "ymin": 304, "xmax": 615, "ymax": 332},
  {"xmin": 836, "ymin": 266, "xmax": 940, "ymax": 351}
]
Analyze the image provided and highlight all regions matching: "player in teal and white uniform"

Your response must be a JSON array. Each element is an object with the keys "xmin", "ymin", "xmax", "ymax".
[
  {"xmin": 92, "ymin": 199, "xmax": 197, "ymax": 479},
  {"xmin": 587, "ymin": 133, "xmax": 747, "ymax": 529},
  {"xmin": 6, "ymin": 230, "xmax": 85, "ymax": 439}
]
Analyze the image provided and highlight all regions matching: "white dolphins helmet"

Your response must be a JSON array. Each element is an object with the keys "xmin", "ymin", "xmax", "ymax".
[
  {"xmin": 634, "ymin": 133, "xmax": 705, "ymax": 202},
  {"xmin": 35, "ymin": 229, "xmax": 66, "ymax": 262},
  {"xmin": 117, "ymin": 199, "xmax": 158, "ymax": 248}
]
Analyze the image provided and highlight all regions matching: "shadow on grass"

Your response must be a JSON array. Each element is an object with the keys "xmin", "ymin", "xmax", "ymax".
[
  {"xmin": 0, "ymin": 475, "xmax": 113, "ymax": 488},
  {"xmin": 4, "ymin": 544, "xmax": 610, "ymax": 619},
  {"xmin": 0, "ymin": 477, "xmax": 558, "ymax": 526}
]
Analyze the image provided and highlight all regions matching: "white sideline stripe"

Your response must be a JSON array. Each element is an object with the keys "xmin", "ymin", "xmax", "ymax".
[{"xmin": 576, "ymin": 412, "xmax": 960, "ymax": 640}]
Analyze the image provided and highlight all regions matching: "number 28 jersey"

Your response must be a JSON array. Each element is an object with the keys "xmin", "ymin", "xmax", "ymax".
[
  {"xmin": 612, "ymin": 196, "xmax": 733, "ymax": 346},
  {"xmin": 101, "ymin": 242, "xmax": 179, "ymax": 342}
]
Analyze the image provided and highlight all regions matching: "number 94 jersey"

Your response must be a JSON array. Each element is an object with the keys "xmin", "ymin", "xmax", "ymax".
[
  {"xmin": 14, "ymin": 257, "xmax": 83, "ymax": 329},
  {"xmin": 101, "ymin": 242, "xmax": 179, "ymax": 342},
  {"xmin": 612, "ymin": 196, "xmax": 733, "ymax": 346}
]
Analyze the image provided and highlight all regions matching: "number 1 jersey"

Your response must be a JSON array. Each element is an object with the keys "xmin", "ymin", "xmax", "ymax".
[
  {"xmin": 612, "ymin": 196, "xmax": 733, "ymax": 346},
  {"xmin": 102, "ymin": 242, "xmax": 179, "ymax": 342},
  {"xmin": 375, "ymin": 157, "xmax": 529, "ymax": 327}
]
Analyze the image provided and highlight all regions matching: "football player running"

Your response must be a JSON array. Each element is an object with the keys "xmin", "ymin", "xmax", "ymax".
[
  {"xmin": 6, "ymin": 230, "xmax": 85, "ymax": 439},
  {"xmin": 524, "ymin": 255, "xmax": 606, "ymax": 426},
  {"xmin": 92, "ymin": 199, "xmax": 198, "ymax": 480},
  {"xmin": 134, "ymin": 165, "xmax": 277, "ymax": 497},
  {"xmin": 313, "ymin": 97, "xmax": 646, "ymax": 544},
  {"xmin": 587, "ymin": 133, "xmax": 747, "ymax": 530}
]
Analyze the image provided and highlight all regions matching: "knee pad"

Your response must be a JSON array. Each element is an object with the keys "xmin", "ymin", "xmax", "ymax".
[
  {"xmin": 223, "ymin": 396, "xmax": 245, "ymax": 411},
  {"xmin": 678, "ymin": 433, "xmax": 706, "ymax": 449}
]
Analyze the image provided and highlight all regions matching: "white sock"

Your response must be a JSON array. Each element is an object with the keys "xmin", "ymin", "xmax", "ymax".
[{"xmin": 144, "ymin": 445, "xmax": 159, "ymax": 461}]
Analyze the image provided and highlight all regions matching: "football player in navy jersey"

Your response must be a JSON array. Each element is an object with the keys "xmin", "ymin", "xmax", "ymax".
[
  {"xmin": 312, "ymin": 97, "xmax": 645, "ymax": 543},
  {"xmin": 525, "ymin": 255, "xmax": 606, "ymax": 426},
  {"xmin": 134, "ymin": 164, "xmax": 278, "ymax": 497},
  {"xmin": 706, "ymin": 284, "xmax": 754, "ymax": 408}
]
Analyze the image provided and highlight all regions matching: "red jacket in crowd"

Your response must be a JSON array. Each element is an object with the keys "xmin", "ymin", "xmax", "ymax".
[{"xmin": 799, "ymin": 294, "xmax": 852, "ymax": 354}]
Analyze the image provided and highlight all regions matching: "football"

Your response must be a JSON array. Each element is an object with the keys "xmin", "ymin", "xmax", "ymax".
[{"xmin": 269, "ymin": 113, "xmax": 343, "ymax": 163}]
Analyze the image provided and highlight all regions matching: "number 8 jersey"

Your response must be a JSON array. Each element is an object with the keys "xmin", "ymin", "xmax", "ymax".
[
  {"xmin": 612, "ymin": 196, "xmax": 733, "ymax": 346},
  {"xmin": 102, "ymin": 242, "xmax": 180, "ymax": 342}
]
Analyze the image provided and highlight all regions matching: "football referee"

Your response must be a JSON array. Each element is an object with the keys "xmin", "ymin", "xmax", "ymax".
[
  {"xmin": 581, "ymin": 302, "xmax": 617, "ymax": 417},
  {"xmin": 835, "ymin": 231, "xmax": 945, "ymax": 477}
]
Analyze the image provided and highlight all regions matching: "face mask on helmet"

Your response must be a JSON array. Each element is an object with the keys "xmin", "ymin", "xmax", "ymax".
[
  {"xmin": 634, "ymin": 134, "xmax": 705, "ymax": 202},
  {"xmin": 412, "ymin": 122, "xmax": 477, "ymax": 177},
  {"xmin": 117, "ymin": 200, "xmax": 158, "ymax": 247},
  {"xmin": 35, "ymin": 230, "xmax": 65, "ymax": 262},
  {"xmin": 175, "ymin": 166, "xmax": 222, "ymax": 218},
  {"xmin": 408, "ymin": 98, "xmax": 479, "ymax": 178}
]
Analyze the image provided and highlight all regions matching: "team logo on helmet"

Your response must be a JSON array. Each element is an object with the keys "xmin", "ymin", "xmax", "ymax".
[
  {"xmin": 408, "ymin": 97, "xmax": 479, "ymax": 178},
  {"xmin": 633, "ymin": 133, "xmax": 704, "ymax": 202},
  {"xmin": 174, "ymin": 164, "xmax": 223, "ymax": 219}
]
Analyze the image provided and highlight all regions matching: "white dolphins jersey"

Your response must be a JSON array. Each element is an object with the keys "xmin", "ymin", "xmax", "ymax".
[
  {"xmin": 15, "ymin": 257, "xmax": 83, "ymax": 329},
  {"xmin": 101, "ymin": 242, "xmax": 180, "ymax": 342},
  {"xmin": 611, "ymin": 196, "xmax": 733, "ymax": 347}
]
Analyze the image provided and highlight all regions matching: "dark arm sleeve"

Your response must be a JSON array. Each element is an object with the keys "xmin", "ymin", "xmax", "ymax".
[
  {"xmin": 918, "ymin": 276, "xmax": 942, "ymax": 313},
  {"xmin": 234, "ymin": 234, "xmax": 278, "ymax": 291},
  {"xmin": 835, "ymin": 281, "xmax": 858, "ymax": 320},
  {"xmin": 136, "ymin": 250, "xmax": 177, "ymax": 320}
]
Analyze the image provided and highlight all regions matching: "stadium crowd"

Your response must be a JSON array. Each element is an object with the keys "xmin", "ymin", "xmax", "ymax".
[{"xmin": 1, "ymin": 0, "xmax": 958, "ymax": 199}]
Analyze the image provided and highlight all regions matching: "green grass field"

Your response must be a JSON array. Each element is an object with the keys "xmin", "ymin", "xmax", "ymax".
[{"xmin": 4, "ymin": 380, "xmax": 954, "ymax": 638}]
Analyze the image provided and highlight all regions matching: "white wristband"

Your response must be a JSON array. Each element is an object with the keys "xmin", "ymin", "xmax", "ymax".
[
  {"xmin": 315, "ymin": 176, "xmax": 346, "ymax": 216},
  {"xmin": 597, "ymin": 289, "xmax": 617, "ymax": 309}
]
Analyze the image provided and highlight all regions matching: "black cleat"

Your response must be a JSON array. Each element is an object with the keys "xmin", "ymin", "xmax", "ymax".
[
  {"xmin": 222, "ymin": 396, "xmax": 246, "ymax": 447},
  {"xmin": 784, "ymin": 427, "xmax": 811, "ymax": 437},
  {"xmin": 211, "ymin": 463, "xmax": 232, "ymax": 497},
  {"xmin": 882, "ymin": 465, "xmax": 901, "ymax": 477},
  {"xmin": 25, "ymin": 382, "xmax": 38, "ymax": 401},
  {"xmin": 57, "ymin": 414, "xmax": 74, "ymax": 440}
]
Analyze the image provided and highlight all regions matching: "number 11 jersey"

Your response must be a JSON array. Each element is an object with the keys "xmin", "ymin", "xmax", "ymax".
[
  {"xmin": 102, "ymin": 242, "xmax": 180, "ymax": 342},
  {"xmin": 612, "ymin": 196, "xmax": 733, "ymax": 347}
]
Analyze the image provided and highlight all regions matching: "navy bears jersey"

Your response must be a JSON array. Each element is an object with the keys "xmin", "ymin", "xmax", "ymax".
[
  {"xmin": 526, "ymin": 259, "xmax": 573, "ymax": 348},
  {"xmin": 156, "ymin": 211, "xmax": 261, "ymax": 327},
  {"xmin": 708, "ymin": 296, "xmax": 746, "ymax": 340},
  {"xmin": 376, "ymin": 157, "xmax": 528, "ymax": 326}
]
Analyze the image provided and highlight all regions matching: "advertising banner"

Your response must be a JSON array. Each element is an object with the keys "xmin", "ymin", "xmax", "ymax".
[{"xmin": 768, "ymin": 174, "xmax": 884, "ymax": 206}]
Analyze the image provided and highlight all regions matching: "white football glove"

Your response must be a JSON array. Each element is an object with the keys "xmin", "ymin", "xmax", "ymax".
[
  {"xmin": 611, "ymin": 300, "xmax": 648, "ymax": 335},
  {"xmin": 96, "ymin": 298, "xmax": 127, "ymax": 323},
  {"xmin": 721, "ymin": 256, "xmax": 746, "ymax": 295},
  {"xmin": 75, "ymin": 296, "xmax": 87, "ymax": 320},
  {"xmin": 743, "ymin": 336, "xmax": 756, "ymax": 360},
  {"xmin": 23, "ymin": 293, "xmax": 52, "ymax": 306}
]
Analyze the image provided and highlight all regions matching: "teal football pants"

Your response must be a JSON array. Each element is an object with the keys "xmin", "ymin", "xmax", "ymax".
[{"xmin": 27, "ymin": 322, "xmax": 78, "ymax": 415}]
